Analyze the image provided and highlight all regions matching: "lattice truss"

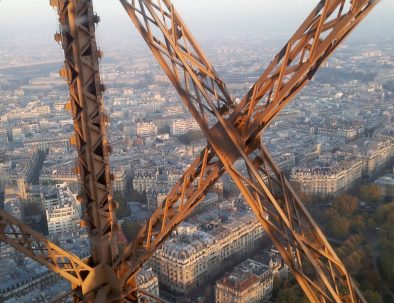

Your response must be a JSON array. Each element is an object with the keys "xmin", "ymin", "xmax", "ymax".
[
  {"xmin": 116, "ymin": 1, "xmax": 378, "ymax": 302},
  {"xmin": 54, "ymin": 0, "xmax": 119, "ymax": 265},
  {"xmin": 0, "ymin": 0, "xmax": 380, "ymax": 302},
  {"xmin": 0, "ymin": 210, "xmax": 92, "ymax": 286}
]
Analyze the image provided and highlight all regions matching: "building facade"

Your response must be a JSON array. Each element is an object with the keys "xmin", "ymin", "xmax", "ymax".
[
  {"xmin": 133, "ymin": 169, "xmax": 159, "ymax": 193},
  {"xmin": 113, "ymin": 167, "xmax": 127, "ymax": 192},
  {"xmin": 137, "ymin": 267, "xmax": 160, "ymax": 303},
  {"xmin": 215, "ymin": 259, "xmax": 273, "ymax": 303},
  {"xmin": 136, "ymin": 122, "xmax": 158, "ymax": 138},
  {"xmin": 43, "ymin": 184, "xmax": 82, "ymax": 239},
  {"xmin": 150, "ymin": 209, "xmax": 266, "ymax": 295},
  {"xmin": 358, "ymin": 139, "xmax": 394, "ymax": 176},
  {"xmin": 290, "ymin": 157, "xmax": 363, "ymax": 196},
  {"xmin": 170, "ymin": 118, "xmax": 200, "ymax": 136}
]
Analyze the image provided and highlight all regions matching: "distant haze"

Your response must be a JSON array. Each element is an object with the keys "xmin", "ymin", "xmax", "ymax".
[{"xmin": 0, "ymin": 0, "xmax": 393, "ymax": 43}]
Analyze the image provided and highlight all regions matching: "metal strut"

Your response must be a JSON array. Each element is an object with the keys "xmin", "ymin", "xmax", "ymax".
[
  {"xmin": 117, "ymin": 0, "xmax": 378, "ymax": 302},
  {"xmin": 0, "ymin": 209, "xmax": 92, "ymax": 287},
  {"xmin": 51, "ymin": 0, "xmax": 121, "ymax": 301},
  {"xmin": 0, "ymin": 0, "xmax": 380, "ymax": 302}
]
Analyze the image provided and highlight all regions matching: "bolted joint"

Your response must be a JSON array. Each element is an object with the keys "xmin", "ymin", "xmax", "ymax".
[
  {"xmin": 100, "ymin": 112, "xmax": 110, "ymax": 125},
  {"xmin": 92, "ymin": 14, "xmax": 100, "ymax": 24},
  {"xmin": 245, "ymin": 135, "xmax": 262, "ymax": 154},
  {"xmin": 59, "ymin": 67, "xmax": 68, "ymax": 80},
  {"xmin": 69, "ymin": 134, "xmax": 77, "ymax": 146},
  {"xmin": 80, "ymin": 264, "xmax": 122, "ymax": 300},
  {"xmin": 76, "ymin": 194, "xmax": 83, "ymax": 203},
  {"xmin": 80, "ymin": 219, "xmax": 88, "ymax": 228},
  {"xmin": 49, "ymin": 0, "xmax": 59, "ymax": 8},
  {"xmin": 54, "ymin": 32, "xmax": 62, "ymax": 43},
  {"xmin": 97, "ymin": 49, "xmax": 104, "ymax": 60},
  {"xmin": 73, "ymin": 166, "xmax": 80, "ymax": 175},
  {"xmin": 103, "ymin": 143, "xmax": 112, "ymax": 154},
  {"xmin": 64, "ymin": 101, "xmax": 72, "ymax": 112}
]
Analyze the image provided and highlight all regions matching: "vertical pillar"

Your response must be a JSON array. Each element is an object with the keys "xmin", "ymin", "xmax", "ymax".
[{"xmin": 51, "ymin": 0, "xmax": 121, "ymax": 300}]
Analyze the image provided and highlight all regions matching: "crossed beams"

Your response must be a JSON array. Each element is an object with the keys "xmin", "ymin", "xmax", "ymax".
[
  {"xmin": 117, "ymin": 0, "xmax": 378, "ymax": 302},
  {"xmin": 0, "ymin": 206, "xmax": 166, "ymax": 302},
  {"xmin": 0, "ymin": 0, "xmax": 379, "ymax": 302},
  {"xmin": 0, "ymin": 209, "xmax": 92, "ymax": 286}
]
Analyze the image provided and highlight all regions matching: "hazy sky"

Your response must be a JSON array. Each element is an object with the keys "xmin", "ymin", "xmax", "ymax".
[{"xmin": 0, "ymin": 0, "xmax": 393, "ymax": 43}]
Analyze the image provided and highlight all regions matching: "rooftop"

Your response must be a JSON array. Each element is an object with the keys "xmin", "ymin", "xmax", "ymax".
[{"xmin": 217, "ymin": 271, "xmax": 259, "ymax": 293}]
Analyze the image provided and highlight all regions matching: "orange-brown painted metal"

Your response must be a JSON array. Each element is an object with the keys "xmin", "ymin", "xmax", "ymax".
[
  {"xmin": 51, "ymin": 0, "xmax": 121, "ymax": 301},
  {"xmin": 0, "ymin": 0, "xmax": 380, "ymax": 302},
  {"xmin": 0, "ymin": 209, "xmax": 92, "ymax": 286},
  {"xmin": 117, "ymin": 0, "xmax": 378, "ymax": 302}
]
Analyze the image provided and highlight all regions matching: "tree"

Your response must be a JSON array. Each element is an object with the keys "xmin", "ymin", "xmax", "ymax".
[
  {"xmin": 336, "ymin": 234, "xmax": 363, "ymax": 257},
  {"xmin": 276, "ymin": 288, "xmax": 297, "ymax": 303},
  {"xmin": 324, "ymin": 207, "xmax": 339, "ymax": 223},
  {"xmin": 291, "ymin": 182, "xmax": 315, "ymax": 206},
  {"xmin": 344, "ymin": 251, "xmax": 364, "ymax": 274},
  {"xmin": 378, "ymin": 252, "xmax": 394, "ymax": 292},
  {"xmin": 359, "ymin": 184, "xmax": 381, "ymax": 203},
  {"xmin": 330, "ymin": 216, "xmax": 350, "ymax": 239},
  {"xmin": 276, "ymin": 285, "xmax": 308, "ymax": 303},
  {"xmin": 350, "ymin": 215, "xmax": 366, "ymax": 233},
  {"xmin": 121, "ymin": 219, "xmax": 142, "ymax": 241},
  {"xmin": 272, "ymin": 276, "xmax": 281, "ymax": 298},
  {"xmin": 360, "ymin": 270, "xmax": 381, "ymax": 291},
  {"xmin": 125, "ymin": 189, "xmax": 147, "ymax": 203},
  {"xmin": 176, "ymin": 130, "xmax": 204, "ymax": 145},
  {"xmin": 333, "ymin": 194, "xmax": 358, "ymax": 216},
  {"xmin": 362, "ymin": 290, "xmax": 384, "ymax": 303},
  {"xmin": 114, "ymin": 191, "xmax": 129, "ymax": 218},
  {"xmin": 375, "ymin": 202, "xmax": 394, "ymax": 223}
]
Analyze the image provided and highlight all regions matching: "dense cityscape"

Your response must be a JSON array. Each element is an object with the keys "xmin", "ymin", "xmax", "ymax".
[{"xmin": 0, "ymin": 2, "xmax": 394, "ymax": 303}]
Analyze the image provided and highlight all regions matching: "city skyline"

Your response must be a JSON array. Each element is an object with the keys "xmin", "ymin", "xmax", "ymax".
[
  {"xmin": 0, "ymin": 1, "xmax": 393, "ymax": 302},
  {"xmin": 0, "ymin": 0, "xmax": 393, "ymax": 42}
]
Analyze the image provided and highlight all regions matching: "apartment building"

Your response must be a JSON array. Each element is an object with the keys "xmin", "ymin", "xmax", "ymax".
[
  {"xmin": 132, "ymin": 169, "xmax": 159, "ymax": 193},
  {"xmin": 136, "ymin": 122, "xmax": 158, "ymax": 138},
  {"xmin": 147, "ymin": 188, "xmax": 168, "ymax": 211},
  {"xmin": 24, "ymin": 135, "xmax": 70, "ymax": 151},
  {"xmin": 113, "ymin": 167, "xmax": 127, "ymax": 192},
  {"xmin": 149, "ymin": 208, "xmax": 266, "ymax": 295},
  {"xmin": 356, "ymin": 139, "xmax": 394, "ymax": 176},
  {"xmin": 137, "ymin": 267, "xmax": 160, "ymax": 303},
  {"xmin": 290, "ymin": 157, "xmax": 363, "ymax": 196},
  {"xmin": 170, "ymin": 118, "xmax": 200, "ymax": 136},
  {"xmin": 43, "ymin": 184, "xmax": 82, "ymax": 239},
  {"xmin": 216, "ymin": 259, "xmax": 273, "ymax": 303}
]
